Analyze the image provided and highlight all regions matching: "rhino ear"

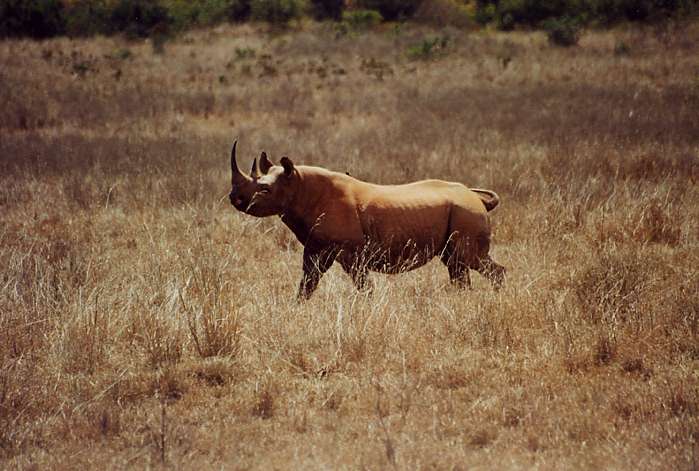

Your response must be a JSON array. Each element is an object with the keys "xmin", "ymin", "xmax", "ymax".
[
  {"xmin": 280, "ymin": 156, "xmax": 295, "ymax": 177},
  {"xmin": 259, "ymin": 151, "xmax": 274, "ymax": 174}
]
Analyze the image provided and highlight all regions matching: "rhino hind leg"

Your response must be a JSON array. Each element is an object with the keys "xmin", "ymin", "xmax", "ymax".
[
  {"xmin": 439, "ymin": 245, "xmax": 472, "ymax": 289},
  {"xmin": 441, "ymin": 231, "xmax": 505, "ymax": 290},
  {"xmin": 473, "ymin": 256, "xmax": 506, "ymax": 290},
  {"xmin": 446, "ymin": 261, "xmax": 471, "ymax": 288}
]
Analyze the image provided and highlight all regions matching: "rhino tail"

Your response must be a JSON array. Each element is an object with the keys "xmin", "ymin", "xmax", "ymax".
[{"xmin": 471, "ymin": 188, "xmax": 500, "ymax": 212}]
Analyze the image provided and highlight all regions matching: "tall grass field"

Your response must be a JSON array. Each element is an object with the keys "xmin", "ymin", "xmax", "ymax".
[{"xmin": 1, "ymin": 19, "xmax": 698, "ymax": 469}]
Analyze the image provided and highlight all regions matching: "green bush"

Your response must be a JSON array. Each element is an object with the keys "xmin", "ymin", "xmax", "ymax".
[
  {"xmin": 341, "ymin": 9, "xmax": 382, "ymax": 30},
  {"xmin": 614, "ymin": 39, "xmax": 631, "ymax": 55},
  {"xmin": 63, "ymin": 0, "xmax": 111, "ymax": 37},
  {"xmin": 590, "ymin": 0, "xmax": 697, "ymax": 23},
  {"xmin": 406, "ymin": 34, "xmax": 450, "ymax": 60},
  {"xmin": 109, "ymin": 0, "xmax": 172, "ymax": 38},
  {"xmin": 0, "ymin": 0, "xmax": 65, "ymax": 38},
  {"xmin": 497, "ymin": 0, "xmax": 585, "ymax": 28},
  {"xmin": 309, "ymin": 0, "xmax": 344, "ymax": 20},
  {"xmin": 250, "ymin": 0, "xmax": 302, "ymax": 23},
  {"xmin": 475, "ymin": 0, "xmax": 697, "ymax": 29},
  {"xmin": 474, "ymin": 2, "xmax": 496, "ymax": 24},
  {"xmin": 161, "ymin": 0, "xmax": 251, "ymax": 28},
  {"xmin": 355, "ymin": 0, "xmax": 423, "ymax": 21},
  {"xmin": 543, "ymin": 16, "xmax": 582, "ymax": 46},
  {"xmin": 165, "ymin": 0, "xmax": 227, "ymax": 30}
]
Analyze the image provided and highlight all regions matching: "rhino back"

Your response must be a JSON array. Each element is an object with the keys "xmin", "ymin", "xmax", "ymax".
[
  {"xmin": 288, "ymin": 169, "xmax": 489, "ymax": 253},
  {"xmin": 355, "ymin": 181, "xmax": 455, "ymax": 249}
]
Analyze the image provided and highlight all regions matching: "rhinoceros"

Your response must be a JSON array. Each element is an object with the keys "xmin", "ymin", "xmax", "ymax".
[{"xmin": 228, "ymin": 141, "xmax": 505, "ymax": 299}]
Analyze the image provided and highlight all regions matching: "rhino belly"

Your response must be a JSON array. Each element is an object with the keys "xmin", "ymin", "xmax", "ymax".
[
  {"xmin": 354, "ymin": 237, "xmax": 440, "ymax": 274},
  {"xmin": 357, "ymin": 201, "xmax": 451, "ymax": 273}
]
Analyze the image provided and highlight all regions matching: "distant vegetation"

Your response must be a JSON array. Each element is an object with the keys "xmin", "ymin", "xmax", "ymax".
[
  {"xmin": 1, "ymin": 0, "xmax": 696, "ymax": 40},
  {"xmin": 474, "ymin": 0, "xmax": 697, "ymax": 28}
]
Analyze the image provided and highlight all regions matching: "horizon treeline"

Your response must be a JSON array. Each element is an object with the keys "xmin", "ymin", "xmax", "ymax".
[{"xmin": 1, "ymin": 0, "xmax": 696, "ymax": 40}]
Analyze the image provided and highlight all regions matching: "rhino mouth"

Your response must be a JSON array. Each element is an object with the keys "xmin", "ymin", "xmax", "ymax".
[
  {"xmin": 230, "ymin": 194, "xmax": 247, "ymax": 210},
  {"xmin": 230, "ymin": 195, "xmax": 264, "ymax": 216}
]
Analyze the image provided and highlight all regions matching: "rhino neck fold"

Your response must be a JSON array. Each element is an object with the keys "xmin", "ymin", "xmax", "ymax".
[{"xmin": 280, "ymin": 169, "xmax": 331, "ymax": 246}]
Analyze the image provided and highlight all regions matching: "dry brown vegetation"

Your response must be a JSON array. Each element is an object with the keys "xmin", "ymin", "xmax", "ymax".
[{"xmin": 1, "ymin": 20, "xmax": 698, "ymax": 469}]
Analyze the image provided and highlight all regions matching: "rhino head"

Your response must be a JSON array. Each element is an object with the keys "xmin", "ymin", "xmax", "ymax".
[{"xmin": 229, "ymin": 140, "xmax": 297, "ymax": 217}]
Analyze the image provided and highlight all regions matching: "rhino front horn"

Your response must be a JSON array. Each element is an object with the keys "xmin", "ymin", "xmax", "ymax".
[{"xmin": 231, "ymin": 140, "xmax": 242, "ymax": 178}]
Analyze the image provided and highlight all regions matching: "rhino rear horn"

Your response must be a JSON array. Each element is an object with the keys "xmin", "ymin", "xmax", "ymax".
[
  {"xmin": 250, "ymin": 157, "xmax": 260, "ymax": 179},
  {"xmin": 259, "ymin": 152, "xmax": 274, "ymax": 174}
]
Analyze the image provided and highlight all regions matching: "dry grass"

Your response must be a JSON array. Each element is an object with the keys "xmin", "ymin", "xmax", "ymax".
[{"xmin": 1, "ymin": 20, "xmax": 698, "ymax": 469}]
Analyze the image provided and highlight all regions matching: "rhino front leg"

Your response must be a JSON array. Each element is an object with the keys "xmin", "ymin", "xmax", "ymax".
[
  {"xmin": 339, "ymin": 256, "xmax": 371, "ymax": 293},
  {"xmin": 297, "ymin": 247, "xmax": 337, "ymax": 300}
]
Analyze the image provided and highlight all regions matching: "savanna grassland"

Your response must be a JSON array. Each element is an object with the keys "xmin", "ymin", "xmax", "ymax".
[{"xmin": 1, "ymin": 20, "xmax": 698, "ymax": 470}]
